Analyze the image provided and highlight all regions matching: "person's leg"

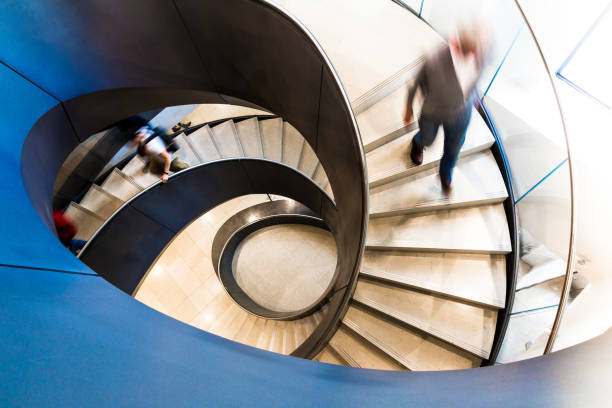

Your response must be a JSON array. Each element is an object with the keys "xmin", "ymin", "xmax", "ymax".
[
  {"xmin": 440, "ymin": 105, "xmax": 472, "ymax": 189},
  {"xmin": 170, "ymin": 157, "xmax": 189, "ymax": 172},
  {"xmin": 410, "ymin": 117, "xmax": 440, "ymax": 165},
  {"xmin": 69, "ymin": 239, "xmax": 87, "ymax": 255}
]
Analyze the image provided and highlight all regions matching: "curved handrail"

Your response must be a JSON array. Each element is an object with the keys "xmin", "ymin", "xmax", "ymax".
[
  {"xmin": 216, "ymin": 213, "xmax": 331, "ymax": 320},
  {"xmin": 511, "ymin": 0, "xmax": 576, "ymax": 354}
]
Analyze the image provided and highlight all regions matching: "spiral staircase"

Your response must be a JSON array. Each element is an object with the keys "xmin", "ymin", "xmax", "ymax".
[{"xmin": 2, "ymin": 0, "xmax": 611, "ymax": 406}]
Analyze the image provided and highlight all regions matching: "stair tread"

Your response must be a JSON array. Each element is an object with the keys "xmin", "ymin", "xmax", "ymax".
[
  {"xmin": 343, "ymin": 305, "xmax": 480, "ymax": 371},
  {"xmin": 120, "ymin": 156, "xmax": 159, "ymax": 189},
  {"xmin": 121, "ymin": 154, "xmax": 146, "ymax": 176},
  {"xmin": 312, "ymin": 163, "xmax": 330, "ymax": 191},
  {"xmin": 361, "ymin": 250, "xmax": 506, "ymax": 308},
  {"xmin": 65, "ymin": 202, "xmax": 105, "ymax": 241},
  {"xmin": 236, "ymin": 117, "xmax": 264, "ymax": 158},
  {"xmin": 259, "ymin": 117, "xmax": 283, "ymax": 162},
  {"xmin": 78, "ymin": 184, "xmax": 124, "ymax": 219},
  {"xmin": 101, "ymin": 168, "xmax": 143, "ymax": 201},
  {"xmin": 188, "ymin": 125, "xmax": 222, "ymax": 162},
  {"xmin": 353, "ymin": 279, "xmax": 497, "ymax": 358},
  {"xmin": 366, "ymin": 109, "xmax": 494, "ymax": 187},
  {"xmin": 173, "ymin": 133, "xmax": 201, "ymax": 165},
  {"xmin": 316, "ymin": 347, "xmax": 345, "ymax": 366},
  {"xmin": 298, "ymin": 140, "xmax": 319, "ymax": 178},
  {"xmin": 357, "ymin": 85, "xmax": 418, "ymax": 151},
  {"xmin": 212, "ymin": 120, "xmax": 243, "ymax": 158},
  {"xmin": 366, "ymin": 203, "xmax": 511, "ymax": 254},
  {"xmin": 369, "ymin": 150, "xmax": 508, "ymax": 217},
  {"xmin": 329, "ymin": 326, "xmax": 405, "ymax": 370},
  {"xmin": 282, "ymin": 121, "xmax": 304, "ymax": 168}
]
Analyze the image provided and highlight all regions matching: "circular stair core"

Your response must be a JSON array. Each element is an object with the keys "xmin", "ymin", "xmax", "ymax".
[{"xmin": 232, "ymin": 224, "xmax": 337, "ymax": 313}]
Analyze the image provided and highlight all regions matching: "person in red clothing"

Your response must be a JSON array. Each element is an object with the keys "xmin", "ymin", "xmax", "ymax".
[{"xmin": 53, "ymin": 209, "xmax": 86, "ymax": 255}]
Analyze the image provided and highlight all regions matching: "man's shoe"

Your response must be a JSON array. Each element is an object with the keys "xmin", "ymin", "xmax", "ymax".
[
  {"xmin": 410, "ymin": 140, "xmax": 424, "ymax": 165},
  {"xmin": 440, "ymin": 173, "xmax": 452, "ymax": 195}
]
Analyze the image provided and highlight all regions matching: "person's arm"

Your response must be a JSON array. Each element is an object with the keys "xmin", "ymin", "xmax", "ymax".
[
  {"xmin": 159, "ymin": 150, "xmax": 172, "ymax": 183},
  {"xmin": 404, "ymin": 65, "xmax": 425, "ymax": 125}
]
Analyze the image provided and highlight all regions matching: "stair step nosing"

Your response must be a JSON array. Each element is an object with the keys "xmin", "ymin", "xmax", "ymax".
[
  {"xmin": 364, "ymin": 244, "xmax": 511, "ymax": 255},
  {"xmin": 328, "ymin": 341, "xmax": 361, "ymax": 368},
  {"xmin": 342, "ymin": 319, "xmax": 413, "ymax": 370},
  {"xmin": 368, "ymin": 140, "xmax": 494, "ymax": 187},
  {"xmin": 359, "ymin": 269, "xmax": 505, "ymax": 309},
  {"xmin": 353, "ymin": 294, "xmax": 491, "ymax": 359},
  {"xmin": 369, "ymin": 193, "xmax": 508, "ymax": 217}
]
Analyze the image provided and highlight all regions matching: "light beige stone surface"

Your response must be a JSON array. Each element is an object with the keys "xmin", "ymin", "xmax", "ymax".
[
  {"xmin": 315, "ymin": 347, "xmax": 345, "ymax": 366},
  {"xmin": 173, "ymin": 133, "xmax": 201, "ymax": 165},
  {"xmin": 343, "ymin": 305, "xmax": 480, "ymax": 371},
  {"xmin": 134, "ymin": 195, "xmax": 324, "ymax": 356},
  {"xmin": 366, "ymin": 204, "xmax": 511, "ymax": 254},
  {"xmin": 259, "ymin": 118, "xmax": 283, "ymax": 162},
  {"xmin": 236, "ymin": 117, "xmax": 264, "ymax": 158},
  {"xmin": 366, "ymin": 109, "xmax": 494, "ymax": 187},
  {"xmin": 180, "ymin": 104, "xmax": 269, "ymax": 127},
  {"xmin": 78, "ymin": 185, "xmax": 124, "ymax": 219},
  {"xmin": 297, "ymin": 140, "xmax": 319, "ymax": 178},
  {"xmin": 273, "ymin": 0, "xmax": 443, "ymax": 101},
  {"xmin": 281, "ymin": 121, "xmax": 304, "ymax": 168},
  {"xmin": 187, "ymin": 125, "xmax": 222, "ymax": 162},
  {"xmin": 329, "ymin": 326, "xmax": 405, "ymax": 370},
  {"xmin": 100, "ymin": 169, "xmax": 142, "ymax": 201},
  {"xmin": 233, "ymin": 224, "xmax": 337, "ymax": 313},
  {"xmin": 369, "ymin": 151, "xmax": 508, "ymax": 217},
  {"xmin": 211, "ymin": 120, "xmax": 243, "ymax": 158},
  {"xmin": 354, "ymin": 279, "xmax": 497, "ymax": 358},
  {"xmin": 361, "ymin": 250, "xmax": 506, "ymax": 308},
  {"xmin": 357, "ymin": 85, "xmax": 418, "ymax": 151},
  {"xmin": 64, "ymin": 202, "xmax": 105, "ymax": 241}
]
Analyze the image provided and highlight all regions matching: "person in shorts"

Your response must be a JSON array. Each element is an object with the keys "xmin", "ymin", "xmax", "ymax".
[{"xmin": 131, "ymin": 125, "xmax": 189, "ymax": 183}]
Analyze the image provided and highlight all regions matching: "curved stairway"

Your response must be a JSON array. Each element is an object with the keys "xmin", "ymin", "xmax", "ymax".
[
  {"xmin": 64, "ymin": 115, "xmax": 333, "ymax": 239},
  {"xmin": 135, "ymin": 194, "xmax": 332, "ymax": 356},
  {"xmin": 315, "ymin": 85, "xmax": 511, "ymax": 370},
  {"xmin": 63, "ymin": 86, "xmax": 512, "ymax": 370}
]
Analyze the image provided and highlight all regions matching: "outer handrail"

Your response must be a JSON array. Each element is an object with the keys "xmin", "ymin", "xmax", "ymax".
[{"xmin": 512, "ymin": 0, "xmax": 577, "ymax": 354}]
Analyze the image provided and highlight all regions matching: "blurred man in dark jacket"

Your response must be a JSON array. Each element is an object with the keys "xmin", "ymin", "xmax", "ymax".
[{"xmin": 404, "ymin": 24, "xmax": 489, "ymax": 193}]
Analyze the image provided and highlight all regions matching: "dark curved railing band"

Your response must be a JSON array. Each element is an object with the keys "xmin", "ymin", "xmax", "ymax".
[
  {"xmin": 217, "ymin": 213, "xmax": 331, "ymax": 320},
  {"xmin": 211, "ymin": 199, "xmax": 330, "ymax": 272},
  {"xmin": 79, "ymin": 159, "xmax": 338, "ymax": 294}
]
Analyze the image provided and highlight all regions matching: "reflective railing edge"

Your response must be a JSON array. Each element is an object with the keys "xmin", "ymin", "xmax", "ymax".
[
  {"xmin": 388, "ymin": 0, "xmax": 577, "ymax": 358},
  {"xmin": 512, "ymin": 0, "xmax": 577, "ymax": 355}
]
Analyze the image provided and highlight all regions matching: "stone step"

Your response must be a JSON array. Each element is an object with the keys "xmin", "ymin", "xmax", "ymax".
[
  {"xmin": 211, "ymin": 120, "xmax": 244, "ymax": 158},
  {"xmin": 343, "ymin": 304, "xmax": 480, "ymax": 371},
  {"xmin": 297, "ymin": 140, "xmax": 319, "ymax": 178},
  {"xmin": 259, "ymin": 117, "xmax": 283, "ymax": 162},
  {"xmin": 366, "ymin": 109, "xmax": 494, "ymax": 188},
  {"xmin": 78, "ymin": 184, "xmax": 124, "ymax": 219},
  {"xmin": 64, "ymin": 202, "xmax": 105, "ymax": 241},
  {"xmin": 360, "ymin": 250, "xmax": 506, "ymax": 308},
  {"xmin": 100, "ymin": 168, "xmax": 143, "ymax": 202},
  {"xmin": 173, "ymin": 132, "xmax": 201, "ymax": 165},
  {"xmin": 369, "ymin": 150, "xmax": 507, "ymax": 217},
  {"xmin": 353, "ymin": 279, "xmax": 497, "ymax": 359},
  {"xmin": 236, "ymin": 117, "xmax": 264, "ymax": 158},
  {"xmin": 187, "ymin": 125, "xmax": 222, "ymax": 162},
  {"xmin": 282, "ymin": 121, "xmax": 304, "ymax": 168},
  {"xmin": 366, "ymin": 203, "xmax": 511, "ymax": 254},
  {"xmin": 357, "ymin": 85, "xmax": 419, "ymax": 152},
  {"xmin": 315, "ymin": 346, "xmax": 346, "ymax": 366},
  {"xmin": 328, "ymin": 325, "xmax": 405, "ymax": 370}
]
